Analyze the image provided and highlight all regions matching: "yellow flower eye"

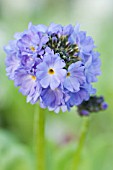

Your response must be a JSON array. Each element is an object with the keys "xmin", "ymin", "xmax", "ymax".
[
  {"xmin": 30, "ymin": 46, "xmax": 35, "ymax": 52},
  {"xmin": 48, "ymin": 68, "xmax": 55, "ymax": 75},
  {"xmin": 31, "ymin": 75, "xmax": 36, "ymax": 80},
  {"xmin": 67, "ymin": 72, "xmax": 71, "ymax": 77}
]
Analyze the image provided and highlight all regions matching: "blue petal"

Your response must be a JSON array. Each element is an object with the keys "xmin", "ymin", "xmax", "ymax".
[
  {"xmin": 50, "ymin": 76, "xmax": 60, "ymax": 90},
  {"xmin": 40, "ymin": 76, "xmax": 50, "ymax": 88}
]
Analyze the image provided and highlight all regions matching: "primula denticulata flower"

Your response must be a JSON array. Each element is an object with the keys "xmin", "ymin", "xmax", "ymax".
[{"xmin": 5, "ymin": 22, "xmax": 104, "ymax": 114}]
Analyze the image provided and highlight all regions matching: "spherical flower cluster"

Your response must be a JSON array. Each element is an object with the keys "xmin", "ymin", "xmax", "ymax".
[{"xmin": 4, "ymin": 23, "xmax": 101, "ymax": 113}]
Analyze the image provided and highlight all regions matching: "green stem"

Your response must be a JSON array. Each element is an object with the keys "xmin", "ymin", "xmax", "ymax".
[
  {"xmin": 72, "ymin": 117, "xmax": 90, "ymax": 170},
  {"xmin": 35, "ymin": 106, "xmax": 45, "ymax": 170}
]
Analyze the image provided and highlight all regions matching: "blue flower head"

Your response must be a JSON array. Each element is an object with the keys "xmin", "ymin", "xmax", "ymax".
[{"xmin": 4, "ymin": 22, "xmax": 106, "ymax": 114}]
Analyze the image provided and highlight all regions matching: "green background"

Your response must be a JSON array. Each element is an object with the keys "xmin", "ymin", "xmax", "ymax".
[{"xmin": 0, "ymin": 0, "xmax": 113, "ymax": 169}]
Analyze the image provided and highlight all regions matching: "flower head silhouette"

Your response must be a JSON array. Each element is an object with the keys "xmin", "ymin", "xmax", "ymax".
[{"xmin": 5, "ymin": 23, "xmax": 102, "ymax": 113}]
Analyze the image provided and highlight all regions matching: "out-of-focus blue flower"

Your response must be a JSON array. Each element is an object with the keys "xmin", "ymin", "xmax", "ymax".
[
  {"xmin": 67, "ymin": 88, "xmax": 89, "ymax": 109},
  {"xmin": 5, "ymin": 53, "xmax": 20, "ymax": 80},
  {"xmin": 17, "ymin": 30, "xmax": 48, "ymax": 57},
  {"xmin": 21, "ymin": 55, "xmax": 35, "ymax": 69},
  {"xmin": 4, "ymin": 40, "xmax": 18, "ymax": 54},
  {"xmin": 28, "ymin": 22, "xmax": 47, "ymax": 33},
  {"xmin": 63, "ymin": 24, "xmax": 74, "ymax": 36},
  {"xmin": 48, "ymin": 23, "xmax": 62, "ymax": 35},
  {"xmin": 101, "ymin": 102, "xmax": 108, "ymax": 110},
  {"xmin": 69, "ymin": 24, "xmax": 95, "ymax": 59},
  {"xmin": 14, "ymin": 69, "xmax": 41, "ymax": 104},
  {"xmin": 85, "ymin": 52, "xmax": 101, "ymax": 83},
  {"xmin": 40, "ymin": 87, "xmax": 69, "ymax": 113},
  {"xmin": 4, "ymin": 22, "xmax": 103, "ymax": 113},
  {"xmin": 41, "ymin": 87, "xmax": 63, "ymax": 109},
  {"xmin": 77, "ymin": 96, "xmax": 108, "ymax": 116}
]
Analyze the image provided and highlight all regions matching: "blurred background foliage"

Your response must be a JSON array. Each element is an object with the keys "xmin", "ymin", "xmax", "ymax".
[{"xmin": 0, "ymin": 0, "xmax": 113, "ymax": 169}]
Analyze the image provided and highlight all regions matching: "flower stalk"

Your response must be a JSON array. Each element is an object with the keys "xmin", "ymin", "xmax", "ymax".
[
  {"xmin": 72, "ymin": 117, "xmax": 90, "ymax": 170},
  {"xmin": 35, "ymin": 106, "xmax": 45, "ymax": 170}
]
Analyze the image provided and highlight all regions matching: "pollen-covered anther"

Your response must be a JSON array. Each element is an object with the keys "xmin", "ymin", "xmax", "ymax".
[{"xmin": 48, "ymin": 68, "xmax": 55, "ymax": 75}]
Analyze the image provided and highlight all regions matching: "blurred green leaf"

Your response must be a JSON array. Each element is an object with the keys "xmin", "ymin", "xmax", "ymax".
[
  {"xmin": 54, "ymin": 143, "xmax": 76, "ymax": 170},
  {"xmin": 89, "ymin": 135, "xmax": 113, "ymax": 170},
  {"xmin": 0, "ymin": 130, "xmax": 34, "ymax": 170}
]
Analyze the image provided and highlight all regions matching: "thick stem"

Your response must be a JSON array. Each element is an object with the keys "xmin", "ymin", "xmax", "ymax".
[
  {"xmin": 35, "ymin": 106, "xmax": 45, "ymax": 170},
  {"xmin": 72, "ymin": 117, "xmax": 90, "ymax": 170}
]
